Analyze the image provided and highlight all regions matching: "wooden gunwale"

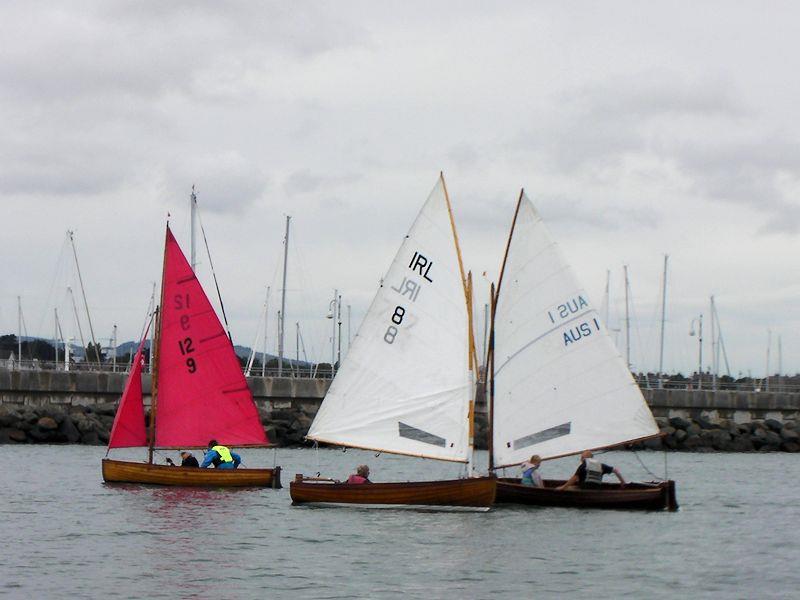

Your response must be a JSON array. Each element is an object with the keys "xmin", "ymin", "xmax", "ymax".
[
  {"xmin": 102, "ymin": 458, "xmax": 282, "ymax": 488},
  {"xmin": 495, "ymin": 478, "xmax": 677, "ymax": 511},
  {"xmin": 290, "ymin": 475, "xmax": 496, "ymax": 508}
]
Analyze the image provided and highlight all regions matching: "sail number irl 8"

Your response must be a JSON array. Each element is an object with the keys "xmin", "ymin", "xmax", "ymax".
[
  {"xmin": 175, "ymin": 292, "xmax": 197, "ymax": 373},
  {"xmin": 383, "ymin": 306, "xmax": 406, "ymax": 344}
]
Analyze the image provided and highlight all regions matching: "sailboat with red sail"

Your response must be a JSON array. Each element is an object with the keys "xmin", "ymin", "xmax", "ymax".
[{"xmin": 102, "ymin": 226, "xmax": 281, "ymax": 488}]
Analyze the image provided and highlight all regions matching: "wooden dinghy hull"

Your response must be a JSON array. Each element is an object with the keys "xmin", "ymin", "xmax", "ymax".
[
  {"xmin": 290, "ymin": 475, "xmax": 496, "ymax": 508},
  {"xmin": 495, "ymin": 478, "xmax": 677, "ymax": 511},
  {"xmin": 102, "ymin": 459, "xmax": 282, "ymax": 488}
]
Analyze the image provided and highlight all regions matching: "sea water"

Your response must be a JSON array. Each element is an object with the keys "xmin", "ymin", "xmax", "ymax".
[{"xmin": 1, "ymin": 446, "xmax": 797, "ymax": 599}]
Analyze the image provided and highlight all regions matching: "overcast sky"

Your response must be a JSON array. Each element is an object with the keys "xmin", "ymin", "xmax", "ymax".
[{"xmin": 2, "ymin": 2, "xmax": 798, "ymax": 376}]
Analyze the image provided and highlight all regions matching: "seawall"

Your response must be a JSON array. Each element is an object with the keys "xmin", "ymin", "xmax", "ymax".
[{"xmin": 1, "ymin": 369, "xmax": 799, "ymax": 451}]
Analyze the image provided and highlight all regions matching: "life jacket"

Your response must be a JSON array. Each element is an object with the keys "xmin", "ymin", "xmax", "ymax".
[
  {"xmin": 211, "ymin": 445, "xmax": 234, "ymax": 464},
  {"xmin": 583, "ymin": 458, "xmax": 604, "ymax": 485},
  {"xmin": 347, "ymin": 475, "xmax": 369, "ymax": 484}
]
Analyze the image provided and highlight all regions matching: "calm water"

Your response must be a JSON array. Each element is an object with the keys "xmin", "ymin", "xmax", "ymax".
[{"xmin": 1, "ymin": 446, "xmax": 797, "ymax": 599}]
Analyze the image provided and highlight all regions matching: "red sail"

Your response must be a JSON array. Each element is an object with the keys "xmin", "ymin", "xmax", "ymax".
[
  {"xmin": 108, "ymin": 339, "xmax": 148, "ymax": 448},
  {"xmin": 154, "ymin": 227, "xmax": 269, "ymax": 448}
]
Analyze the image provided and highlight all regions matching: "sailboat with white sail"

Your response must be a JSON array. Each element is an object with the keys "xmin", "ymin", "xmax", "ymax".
[
  {"xmin": 489, "ymin": 191, "xmax": 676, "ymax": 510},
  {"xmin": 289, "ymin": 174, "xmax": 495, "ymax": 508}
]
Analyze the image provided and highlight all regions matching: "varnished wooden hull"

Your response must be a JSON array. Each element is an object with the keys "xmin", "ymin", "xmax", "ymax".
[
  {"xmin": 102, "ymin": 459, "xmax": 282, "ymax": 488},
  {"xmin": 496, "ymin": 478, "xmax": 677, "ymax": 511},
  {"xmin": 290, "ymin": 475, "xmax": 496, "ymax": 508}
]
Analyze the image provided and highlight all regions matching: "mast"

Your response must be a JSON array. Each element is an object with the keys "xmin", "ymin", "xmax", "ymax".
[
  {"xmin": 624, "ymin": 264, "xmax": 631, "ymax": 371},
  {"xmin": 148, "ymin": 282, "xmax": 156, "ymax": 373},
  {"xmin": 466, "ymin": 272, "xmax": 476, "ymax": 475},
  {"xmin": 68, "ymin": 231, "xmax": 101, "ymax": 364},
  {"xmin": 336, "ymin": 293, "xmax": 342, "ymax": 367},
  {"xmin": 54, "ymin": 308, "xmax": 59, "ymax": 369},
  {"xmin": 262, "ymin": 286, "xmax": 270, "ymax": 377},
  {"xmin": 68, "ymin": 287, "xmax": 87, "ymax": 360},
  {"xmin": 603, "ymin": 269, "xmax": 611, "ymax": 327},
  {"xmin": 440, "ymin": 173, "xmax": 477, "ymax": 372},
  {"xmin": 17, "ymin": 296, "xmax": 22, "ymax": 367},
  {"xmin": 329, "ymin": 289, "xmax": 337, "ymax": 367},
  {"xmin": 488, "ymin": 282, "xmax": 496, "ymax": 472},
  {"xmin": 190, "ymin": 186, "xmax": 198, "ymax": 271},
  {"xmin": 658, "ymin": 254, "xmax": 668, "ymax": 379},
  {"xmin": 489, "ymin": 189, "xmax": 525, "ymax": 471},
  {"xmin": 148, "ymin": 225, "xmax": 169, "ymax": 465},
  {"xmin": 112, "ymin": 324, "xmax": 118, "ymax": 372},
  {"xmin": 710, "ymin": 295, "xmax": 717, "ymax": 390},
  {"xmin": 278, "ymin": 216, "xmax": 290, "ymax": 377},
  {"xmin": 765, "ymin": 329, "xmax": 772, "ymax": 392},
  {"xmin": 441, "ymin": 174, "xmax": 479, "ymax": 472}
]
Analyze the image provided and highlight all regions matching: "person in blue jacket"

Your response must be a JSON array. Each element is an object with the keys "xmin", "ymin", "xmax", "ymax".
[{"xmin": 201, "ymin": 439, "xmax": 242, "ymax": 469}]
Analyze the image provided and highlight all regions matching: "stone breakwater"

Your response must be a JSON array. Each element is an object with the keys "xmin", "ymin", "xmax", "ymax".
[
  {"xmin": 0, "ymin": 403, "xmax": 317, "ymax": 447},
  {"xmin": 629, "ymin": 416, "xmax": 800, "ymax": 453},
  {"xmin": 2, "ymin": 403, "xmax": 799, "ymax": 452}
]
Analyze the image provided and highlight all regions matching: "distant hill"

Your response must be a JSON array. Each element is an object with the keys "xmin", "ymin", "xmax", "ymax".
[{"xmin": 2, "ymin": 334, "xmax": 315, "ymax": 367}]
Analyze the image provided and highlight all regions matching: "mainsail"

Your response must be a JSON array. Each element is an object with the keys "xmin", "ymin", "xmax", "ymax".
[
  {"xmin": 107, "ymin": 336, "xmax": 148, "ymax": 449},
  {"xmin": 154, "ymin": 227, "xmax": 268, "ymax": 448},
  {"xmin": 307, "ymin": 176, "xmax": 472, "ymax": 462},
  {"xmin": 491, "ymin": 193, "xmax": 658, "ymax": 468}
]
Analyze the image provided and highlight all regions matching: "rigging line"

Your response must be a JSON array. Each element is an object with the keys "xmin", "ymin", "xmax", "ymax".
[
  {"xmin": 195, "ymin": 206, "xmax": 232, "ymax": 342},
  {"xmin": 631, "ymin": 448, "xmax": 663, "ymax": 481},
  {"xmin": 36, "ymin": 235, "xmax": 70, "ymax": 339}
]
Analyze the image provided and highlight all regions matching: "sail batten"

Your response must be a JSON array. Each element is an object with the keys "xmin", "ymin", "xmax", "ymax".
[
  {"xmin": 491, "ymin": 194, "xmax": 658, "ymax": 466},
  {"xmin": 307, "ymin": 178, "xmax": 472, "ymax": 462}
]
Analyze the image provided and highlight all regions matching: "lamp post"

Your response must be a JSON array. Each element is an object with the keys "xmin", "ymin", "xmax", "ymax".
[
  {"xmin": 326, "ymin": 289, "xmax": 338, "ymax": 373},
  {"xmin": 689, "ymin": 314, "xmax": 703, "ymax": 390},
  {"xmin": 336, "ymin": 293, "xmax": 343, "ymax": 368}
]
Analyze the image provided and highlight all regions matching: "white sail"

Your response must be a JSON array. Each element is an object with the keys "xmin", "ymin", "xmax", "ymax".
[
  {"xmin": 492, "ymin": 193, "xmax": 658, "ymax": 467},
  {"xmin": 307, "ymin": 177, "xmax": 472, "ymax": 462}
]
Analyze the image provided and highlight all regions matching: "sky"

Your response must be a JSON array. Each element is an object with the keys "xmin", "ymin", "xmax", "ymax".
[{"xmin": 1, "ymin": 1, "xmax": 798, "ymax": 376}]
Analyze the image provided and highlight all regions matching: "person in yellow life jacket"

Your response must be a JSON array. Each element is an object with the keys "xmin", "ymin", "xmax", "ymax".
[
  {"xmin": 200, "ymin": 439, "xmax": 242, "ymax": 469},
  {"xmin": 556, "ymin": 450, "xmax": 626, "ymax": 490}
]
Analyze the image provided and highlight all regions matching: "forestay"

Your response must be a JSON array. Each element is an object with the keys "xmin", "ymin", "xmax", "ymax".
[
  {"xmin": 492, "ymin": 194, "xmax": 658, "ymax": 468},
  {"xmin": 307, "ymin": 177, "xmax": 472, "ymax": 462}
]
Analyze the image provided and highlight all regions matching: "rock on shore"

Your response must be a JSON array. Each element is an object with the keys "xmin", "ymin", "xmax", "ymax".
[{"xmin": 1, "ymin": 403, "xmax": 799, "ymax": 453}]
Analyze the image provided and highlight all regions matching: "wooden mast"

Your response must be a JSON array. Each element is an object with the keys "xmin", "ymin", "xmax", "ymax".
[
  {"xmin": 147, "ymin": 225, "xmax": 169, "ymax": 465},
  {"xmin": 488, "ymin": 189, "xmax": 525, "ymax": 471},
  {"xmin": 440, "ymin": 172, "xmax": 479, "ymax": 472}
]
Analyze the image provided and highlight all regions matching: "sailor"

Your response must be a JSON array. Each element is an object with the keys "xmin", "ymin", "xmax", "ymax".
[
  {"xmin": 520, "ymin": 455, "xmax": 543, "ymax": 487},
  {"xmin": 346, "ymin": 465, "xmax": 372, "ymax": 484},
  {"xmin": 557, "ymin": 450, "xmax": 626, "ymax": 490},
  {"xmin": 165, "ymin": 451, "xmax": 199, "ymax": 468},
  {"xmin": 201, "ymin": 439, "xmax": 242, "ymax": 469}
]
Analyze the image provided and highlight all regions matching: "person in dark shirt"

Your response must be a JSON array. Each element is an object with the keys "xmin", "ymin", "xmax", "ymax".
[
  {"xmin": 165, "ymin": 451, "xmax": 200, "ymax": 468},
  {"xmin": 179, "ymin": 451, "xmax": 199, "ymax": 467},
  {"xmin": 557, "ymin": 450, "xmax": 626, "ymax": 490}
]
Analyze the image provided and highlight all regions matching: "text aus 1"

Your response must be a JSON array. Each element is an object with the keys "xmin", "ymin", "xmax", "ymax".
[
  {"xmin": 383, "ymin": 251, "xmax": 433, "ymax": 345},
  {"xmin": 546, "ymin": 294, "xmax": 601, "ymax": 346}
]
